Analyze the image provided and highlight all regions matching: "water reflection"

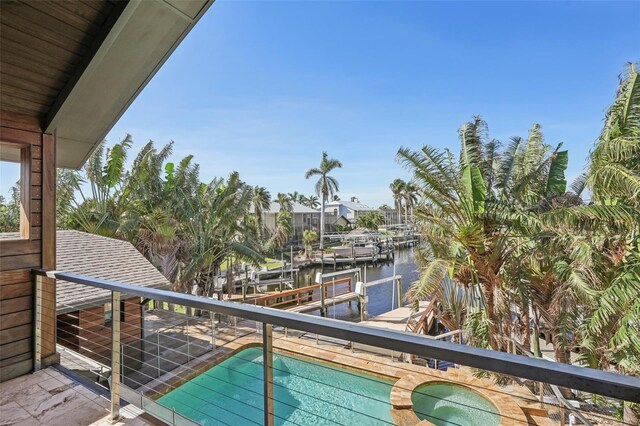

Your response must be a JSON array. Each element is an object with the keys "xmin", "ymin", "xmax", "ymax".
[{"xmin": 293, "ymin": 248, "xmax": 419, "ymax": 322}]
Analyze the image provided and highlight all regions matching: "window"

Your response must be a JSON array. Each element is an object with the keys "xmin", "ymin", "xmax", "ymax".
[{"xmin": 0, "ymin": 143, "xmax": 30, "ymax": 239}]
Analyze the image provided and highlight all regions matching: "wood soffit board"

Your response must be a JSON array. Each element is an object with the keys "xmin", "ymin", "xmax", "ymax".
[{"xmin": 0, "ymin": 1, "xmax": 121, "ymax": 119}]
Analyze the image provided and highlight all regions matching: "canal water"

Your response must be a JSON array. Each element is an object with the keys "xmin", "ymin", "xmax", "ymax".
[{"xmin": 293, "ymin": 248, "xmax": 420, "ymax": 322}]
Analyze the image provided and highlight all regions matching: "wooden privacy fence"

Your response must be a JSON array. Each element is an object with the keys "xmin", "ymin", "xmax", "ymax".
[{"xmin": 250, "ymin": 278, "xmax": 352, "ymax": 309}]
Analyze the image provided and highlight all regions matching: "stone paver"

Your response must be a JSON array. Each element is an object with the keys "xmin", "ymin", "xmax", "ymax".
[{"xmin": 0, "ymin": 368, "xmax": 155, "ymax": 426}]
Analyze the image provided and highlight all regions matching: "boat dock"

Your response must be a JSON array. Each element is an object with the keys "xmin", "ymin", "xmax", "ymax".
[
  {"xmin": 311, "ymin": 250, "xmax": 393, "ymax": 267},
  {"xmin": 286, "ymin": 291, "xmax": 359, "ymax": 313},
  {"xmin": 311, "ymin": 230, "xmax": 419, "ymax": 268},
  {"xmin": 246, "ymin": 269, "xmax": 362, "ymax": 316}
]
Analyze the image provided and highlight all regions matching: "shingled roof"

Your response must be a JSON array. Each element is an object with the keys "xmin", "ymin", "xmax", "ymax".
[{"xmin": 56, "ymin": 230, "xmax": 170, "ymax": 313}]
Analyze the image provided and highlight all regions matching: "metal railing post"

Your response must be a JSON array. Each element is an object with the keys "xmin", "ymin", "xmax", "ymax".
[
  {"xmin": 186, "ymin": 319, "xmax": 190, "ymax": 362},
  {"xmin": 34, "ymin": 275, "xmax": 43, "ymax": 371},
  {"xmin": 211, "ymin": 311, "xmax": 216, "ymax": 348},
  {"xmin": 111, "ymin": 290, "xmax": 122, "ymax": 422},
  {"xmin": 156, "ymin": 333, "xmax": 160, "ymax": 377},
  {"xmin": 262, "ymin": 323, "xmax": 275, "ymax": 426},
  {"xmin": 233, "ymin": 316, "xmax": 237, "ymax": 337},
  {"xmin": 320, "ymin": 279, "xmax": 326, "ymax": 317}
]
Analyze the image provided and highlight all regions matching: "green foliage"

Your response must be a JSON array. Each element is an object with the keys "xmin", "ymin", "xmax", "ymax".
[
  {"xmin": 303, "ymin": 229, "xmax": 318, "ymax": 245},
  {"xmin": 401, "ymin": 64, "xmax": 640, "ymax": 375},
  {"xmin": 398, "ymin": 116, "xmax": 575, "ymax": 350},
  {"xmin": 545, "ymin": 150, "xmax": 569, "ymax": 196},
  {"xmin": 302, "ymin": 229, "xmax": 318, "ymax": 258},
  {"xmin": 264, "ymin": 193, "xmax": 293, "ymax": 252},
  {"xmin": 355, "ymin": 211, "xmax": 385, "ymax": 229},
  {"xmin": 56, "ymin": 136, "xmax": 266, "ymax": 293},
  {"xmin": 0, "ymin": 184, "xmax": 20, "ymax": 233},
  {"xmin": 587, "ymin": 63, "xmax": 640, "ymax": 208}
]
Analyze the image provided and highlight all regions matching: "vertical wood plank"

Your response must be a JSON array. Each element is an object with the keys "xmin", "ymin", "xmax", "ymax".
[
  {"xmin": 40, "ymin": 132, "xmax": 56, "ymax": 361},
  {"xmin": 31, "ymin": 185, "xmax": 42, "ymax": 199},
  {"xmin": 31, "ymin": 145, "xmax": 42, "ymax": 159}
]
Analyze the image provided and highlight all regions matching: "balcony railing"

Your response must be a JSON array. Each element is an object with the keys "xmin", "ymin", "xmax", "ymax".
[{"xmin": 34, "ymin": 269, "xmax": 640, "ymax": 426}]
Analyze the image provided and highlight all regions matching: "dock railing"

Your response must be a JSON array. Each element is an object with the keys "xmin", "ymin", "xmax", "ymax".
[
  {"xmin": 34, "ymin": 269, "xmax": 640, "ymax": 426},
  {"xmin": 249, "ymin": 277, "xmax": 352, "ymax": 310}
]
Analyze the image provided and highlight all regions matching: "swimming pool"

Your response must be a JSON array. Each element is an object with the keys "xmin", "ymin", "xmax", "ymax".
[
  {"xmin": 157, "ymin": 346, "xmax": 394, "ymax": 425},
  {"xmin": 411, "ymin": 382, "xmax": 501, "ymax": 426}
]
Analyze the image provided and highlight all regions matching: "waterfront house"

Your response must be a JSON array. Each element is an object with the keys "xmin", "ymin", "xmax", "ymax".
[
  {"xmin": 324, "ymin": 200, "xmax": 379, "ymax": 224},
  {"xmin": 263, "ymin": 201, "xmax": 322, "ymax": 242}
]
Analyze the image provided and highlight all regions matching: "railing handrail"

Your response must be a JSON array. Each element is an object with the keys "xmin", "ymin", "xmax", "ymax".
[{"xmin": 35, "ymin": 268, "xmax": 640, "ymax": 403}]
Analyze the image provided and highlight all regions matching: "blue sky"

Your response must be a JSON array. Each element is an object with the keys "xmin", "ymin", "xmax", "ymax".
[{"xmin": 13, "ymin": 1, "xmax": 639, "ymax": 207}]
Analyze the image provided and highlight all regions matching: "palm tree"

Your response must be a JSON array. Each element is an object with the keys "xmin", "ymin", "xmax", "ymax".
[
  {"xmin": 70, "ymin": 135, "xmax": 134, "ymax": 237},
  {"xmin": 56, "ymin": 169, "xmax": 83, "ymax": 228},
  {"xmin": 401, "ymin": 182, "xmax": 418, "ymax": 224},
  {"xmin": 332, "ymin": 194, "xmax": 340, "ymax": 201},
  {"xmin": 389, "ymin": 179, "xmax": 406, "ymax": 224},
  {"xmin": 577, "ymin": 64, "xmax": 640, "ymax": 422},
  {"xmin": 397, "ymin": 117, "xmax": 574, "ymax": 349},
  {"xmin": 267, "ymin": 193, "xmax": 293, "ymax": 250},
  {"xmin": 251, "ymin": 186, "xmax": 271, "ymax": 238},
  {"xmin": 306, "ymin": 195, "xmax": 320, "ymax": 209},
  {"xmin": 585, "ymin": 63, "xmax": 640, "ymax": 209},
  {"xmin": 177, "ymin": 172, "xmax": 264, "ymax": 295},
  {"xmin": 302, "ymin": 229, "xmax": 318, "ymax": 258},
  {"xmin": 305, "ymin": 151, "xmax": 342, "ymax": 249},
  {"xmin": 288, "ymin": 191, "xmax": 301, "ymax": 204}
]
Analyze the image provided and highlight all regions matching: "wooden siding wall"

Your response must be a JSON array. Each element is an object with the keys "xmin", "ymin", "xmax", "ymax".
[
  {"xmin": 57, "ymin": 298, "xmax": 143, "ymax": 366},
  {"xmin": 0, "ymin": 112, "xmax": 56, "ymax": 382}
]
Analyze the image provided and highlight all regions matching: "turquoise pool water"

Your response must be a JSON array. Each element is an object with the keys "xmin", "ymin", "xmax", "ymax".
[
  {"xmin": 411, "ymin": 382, "xmax": 501, "ymax": 426},
  {"xmin": 157, "ymin": 347, "xmax": 394, "ymax": 425}
]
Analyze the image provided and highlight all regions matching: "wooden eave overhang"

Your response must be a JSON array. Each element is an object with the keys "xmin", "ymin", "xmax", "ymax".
[{"xmin": 0, "ymin": 0, "xmax": 214, "ymax": 168}]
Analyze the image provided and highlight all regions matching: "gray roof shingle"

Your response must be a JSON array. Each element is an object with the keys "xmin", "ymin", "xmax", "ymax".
[{"xmin": 56, "ymin": 230, "xmax": 170, "ymax": 312}]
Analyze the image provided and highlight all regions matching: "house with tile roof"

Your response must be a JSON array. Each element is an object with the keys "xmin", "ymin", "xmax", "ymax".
[{"xmin": 56, "ymin": 230, "xmax": 170, "ymax": 365}]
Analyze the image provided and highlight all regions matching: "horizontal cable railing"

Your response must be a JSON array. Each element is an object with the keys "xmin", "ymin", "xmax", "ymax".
[{"xmin": 34, "ymin": 269, "xmax": 640, "ymax": 426}]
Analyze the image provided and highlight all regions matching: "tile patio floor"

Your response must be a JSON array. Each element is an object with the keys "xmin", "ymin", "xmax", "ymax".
[{"xmin": 0, "ymin": 368, "xmax": 156, "ymax": 426}]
